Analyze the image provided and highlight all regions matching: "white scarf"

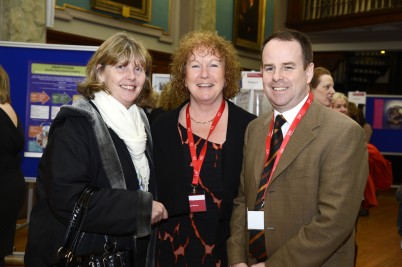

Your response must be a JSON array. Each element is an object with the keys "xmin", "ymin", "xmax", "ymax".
[{"xmin": 92, "ymin": 91, "xmax": 149, "ymax": 191}]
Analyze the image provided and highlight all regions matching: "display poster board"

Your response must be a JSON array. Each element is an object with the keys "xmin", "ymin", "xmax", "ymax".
[
  {"xmin": 0, "ymin": 41, "xmax": 97, "ymax": 178},
  {"xmin": 365, "ymin": 94, "xmax": 402, "ymax": 155},
  {"xmin": 151, "ymin": 73, "xmax": 171, "ymax": 93},
  {"xmin": 25, "ymin": 62, "xmax": 86, "ymax": 157},
  {"xmin": 348, "ymin": 91, "xmax": 367, "ymax": 105},
  {"xmin": 233, "ymin": 71, "xmax": 271, "ymax": 116}
]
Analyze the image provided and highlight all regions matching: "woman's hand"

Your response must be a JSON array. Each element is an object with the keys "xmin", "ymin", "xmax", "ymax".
[{"xmin": 151, "ymin": 201, "xmax": 168, "ymax": 224}]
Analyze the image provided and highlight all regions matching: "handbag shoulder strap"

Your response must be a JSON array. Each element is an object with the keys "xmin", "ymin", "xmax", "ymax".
[{"xmin": 57, "ymin": 186, "xmax": 97, "ymax": 263}]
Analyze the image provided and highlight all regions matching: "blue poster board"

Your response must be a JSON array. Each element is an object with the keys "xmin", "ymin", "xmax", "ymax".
[
  {"xmin": 0, "ymin": 41, "xmax": 97, "ymax": 178},
  {"xmin": 365, "ymin": 94, "xmax": 402, "ymax": 155},
  {"xmin": 24, "ymin": 62, "xmax": 86, "ymax": 157},
  {"xmin": 365, "ymin": 94, "xmax": 402, "ymax": 185}
]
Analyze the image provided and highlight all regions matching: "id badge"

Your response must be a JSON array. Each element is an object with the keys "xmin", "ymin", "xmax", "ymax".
[
  {"xmin": 247, "ymin": 209, "xmax": 264, "ymax": 230},
  {"xmin": 188, "ymin": 188, "xmax": 206, "ymax": 213}
]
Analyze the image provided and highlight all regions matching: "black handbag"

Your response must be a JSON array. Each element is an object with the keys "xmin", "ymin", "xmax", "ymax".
[{"xmin": 57, "ymin": 186, "xmax": 132, "ymax": 267}]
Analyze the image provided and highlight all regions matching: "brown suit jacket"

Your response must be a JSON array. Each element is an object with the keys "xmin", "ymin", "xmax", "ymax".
[{"xmin": 227, "ymin": 99, "xmax": 368, "ymax": 267}]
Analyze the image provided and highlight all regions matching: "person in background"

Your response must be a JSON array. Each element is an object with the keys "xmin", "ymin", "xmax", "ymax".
[
  {"xmin": 148, "ymin": 81, "xmax": 183, "ymax": 124},
  {"xmin": 0, "ymin": 65, "xmax": 26, "ymax": 267},
  {"xmin": 151, "ymin": 31, "xmax": 256, "ymax": 266},
  {"xmin": 332, "ymin": 92, "xmax": 348, "ymax": 115},
  {"xmin": 227, "ymin": 29, "xmax": 368, "ymax": 266},
  {"xmin": 143, "ymin": 89, "xmax": 160, "ymax": 123},
  {"xmin": 345, "ymin": 97, "xmax": 393, "ymax": 193},
  {"xmin": 347, "ymin": 101, "xmax": 373, "ymax": 142},
  {"xmin": 332, "ymin": 93, "xmax": 378, "ymax": 216},
  {"xmin": 347, "ymin": 101, "xmax": 372, "ymax": 143},
  {"xmin": 310, "ymin": 66, "xmax": 335, "ymax": 108},
  {"xmin": 347, "ymin": 100, "xmax": 359, "ymax": 121},
  {"xmin": 357, "ymin": 105, "xmax": 373, "ymax": 143},
  {"xmin": 25, "ymin": 32, "xmax": 167, "ymax": 266}
]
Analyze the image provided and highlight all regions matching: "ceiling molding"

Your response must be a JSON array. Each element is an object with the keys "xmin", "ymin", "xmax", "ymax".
[{"xmin": 54, "ymin": 3, "xmax": 175, "ymax": 44}]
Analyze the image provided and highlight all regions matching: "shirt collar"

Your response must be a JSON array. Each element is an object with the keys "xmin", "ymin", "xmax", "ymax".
[{"xmin": 274, "ymin": 94, "xmax": 309, "ymax": 130}]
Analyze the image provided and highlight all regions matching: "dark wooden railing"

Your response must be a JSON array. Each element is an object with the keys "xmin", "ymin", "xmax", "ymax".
[
  {"xmin": 287, "ymin": 0, "xmax": 402, "ymax": 32},
  {"xmin": 303, "ymin": 0, "xmax": 402, "ymax": 20}
]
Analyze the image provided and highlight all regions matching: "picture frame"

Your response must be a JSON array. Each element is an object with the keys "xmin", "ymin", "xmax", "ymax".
[
  {"xmin": 233, "ymin": 0, "xmax": 266, "ymax": 51},
  {"xmin": 91, "ymin": 0, "xmax": 152, "ymax": 22}
]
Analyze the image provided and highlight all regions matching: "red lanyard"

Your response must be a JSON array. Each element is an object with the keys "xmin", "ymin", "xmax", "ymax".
[
  {"xmin": 262, "ymin": 92, "xmax": 313, "ymax": 200},
  {"xmin": 186, "ymin": 99, "xmax": 226, "ymax": 187}
]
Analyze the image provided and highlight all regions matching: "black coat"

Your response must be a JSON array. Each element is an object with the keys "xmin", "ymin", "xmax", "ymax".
[{"xmin": 25, "ymin": 98, "xmax": 155, "ymax": 266}]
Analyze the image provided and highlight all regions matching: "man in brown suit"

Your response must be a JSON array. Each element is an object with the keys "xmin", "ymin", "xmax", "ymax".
[{"xmin": 227, "ymin": 30, "xmax": 368, "ymax": 266}]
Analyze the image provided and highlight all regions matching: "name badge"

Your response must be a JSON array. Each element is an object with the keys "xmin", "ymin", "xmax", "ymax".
[
  {"xmin": 247, "ymin": 210, "xmax": 264, "ymax": 230},
  {"xmin": 188, "ymin": 194, "xmax": 206, "ymax": 213}
]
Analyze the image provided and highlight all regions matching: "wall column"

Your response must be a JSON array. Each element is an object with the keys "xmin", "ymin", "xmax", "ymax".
[
  {"xmin": 179, "ymin": 0, "xmax": 216, "ymax": 37},
  {"xmin": 0, "ymin": 0, "xmax": 46, "ymax": 42},
  {"xmin": 194, "ymin": 0, "xmax": 216, "ymax": 31}
]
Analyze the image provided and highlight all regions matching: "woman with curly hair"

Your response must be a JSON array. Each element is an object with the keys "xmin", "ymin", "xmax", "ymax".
[{"xmin": 151, "ymin": 31, "xmax": 256, "ymax": 266}]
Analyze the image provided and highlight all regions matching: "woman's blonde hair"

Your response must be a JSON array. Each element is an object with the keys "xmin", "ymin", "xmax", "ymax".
[
  {"xmin": 0, "ymin": 65, "xmax": 11, "ymax": 104},
  {"xmin": 332, "ymin": 92, "xmax": 348, "ymax": 105},
  {"xmin": 77, "ymin": 32, "xmax": 152, "ymax": 107}
]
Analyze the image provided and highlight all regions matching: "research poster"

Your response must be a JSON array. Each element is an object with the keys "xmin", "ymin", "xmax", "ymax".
[{"xmin": 24, "ymin": 62, "xmax": 85, "ymax": 157}]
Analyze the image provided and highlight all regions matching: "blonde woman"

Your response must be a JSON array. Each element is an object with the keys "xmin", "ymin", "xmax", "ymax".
[
  {"xmin": 332, "ymin": 92, "xmax": 349, "ymax": 115},
  {"xmin": 25, "ymin": 32, "xmax": 167, "ymax": 266}
]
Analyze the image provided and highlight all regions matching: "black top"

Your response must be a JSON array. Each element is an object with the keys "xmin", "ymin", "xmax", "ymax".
[
  {"xmin": 152, "ymin": 100, "xmax": 256, "ymax": 265},
  {"xmin": 0, "ymin": 108, "xmax": 24, "ymax": 171},
  {"xmin": 156, "ymin": 125, "xmax": 225, "ymax": 266},
  {"xmin": 0, "ymin": 108, "xmax": 25, "ymax": 256}
]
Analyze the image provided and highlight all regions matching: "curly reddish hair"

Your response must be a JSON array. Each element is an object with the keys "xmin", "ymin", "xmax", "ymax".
[{"xmin": 170, "ymin": 31, "xmax": 241, "ymax": 100}]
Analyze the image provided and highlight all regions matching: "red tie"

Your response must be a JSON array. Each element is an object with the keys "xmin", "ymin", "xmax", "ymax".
[{"xmin": 249, "ymin": 114, "xmax": 286, "ymax": 262}]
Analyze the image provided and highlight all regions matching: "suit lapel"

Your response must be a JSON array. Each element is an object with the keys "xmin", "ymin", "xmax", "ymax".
[
  {"xmin": 269, "ymin": 101, "xmax": 320, "ymax": 184},
  {"xmin": 253, "ymin": 112, "xmax": 273, "ymax": 188}
]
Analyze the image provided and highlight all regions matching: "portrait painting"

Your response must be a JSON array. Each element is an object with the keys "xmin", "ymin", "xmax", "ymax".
[
  {"xmin": 92, "ymin": 0, "xmax": 151, "ymax": 22},
  {"xmin": 113, "ymin": 0, "xmax": 142, "ymax": 9},
  {"xmin": 233, "ymin": 0, "xmax": 266, "ymax": 51}
]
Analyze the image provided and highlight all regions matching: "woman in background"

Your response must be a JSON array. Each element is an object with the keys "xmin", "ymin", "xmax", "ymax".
[
  {"xmin": 310, "ymin": 66, "xmax": 335, "ymax": 108},
  {"xmin": 0, "ymin": 65, "xmax": 26, "ymax": 267},
  {"xmin": 148, "ymin": 82, "xmax": 183, "ymax": 124},
  {"xmin": 332, "ymin": 91, "xmax": 348, "ymax": 115},
  {"xmin": 351, "ymin": 103, "xmax": 373, "ymax": 143},
  {"xmin": 331, "ymin": 92, "xmax": 379, "ymax": 216},
  {"xmin": 152, "ymin": 31, "xmax": 256, "ymax": 266}
]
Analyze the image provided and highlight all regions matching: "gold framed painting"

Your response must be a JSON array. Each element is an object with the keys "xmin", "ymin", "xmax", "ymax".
[
  {"xmin": 233, "ymin": 0, "xmax": 266, "ymax": 51},
  {"xmin": 91, "ymin": 0, "xmax": 152, "ymax": 22}
]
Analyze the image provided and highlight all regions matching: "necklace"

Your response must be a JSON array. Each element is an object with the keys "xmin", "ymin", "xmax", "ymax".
[{"xmin": 190, "ymin": 116, "xmax": 214, "ymax": 124}]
